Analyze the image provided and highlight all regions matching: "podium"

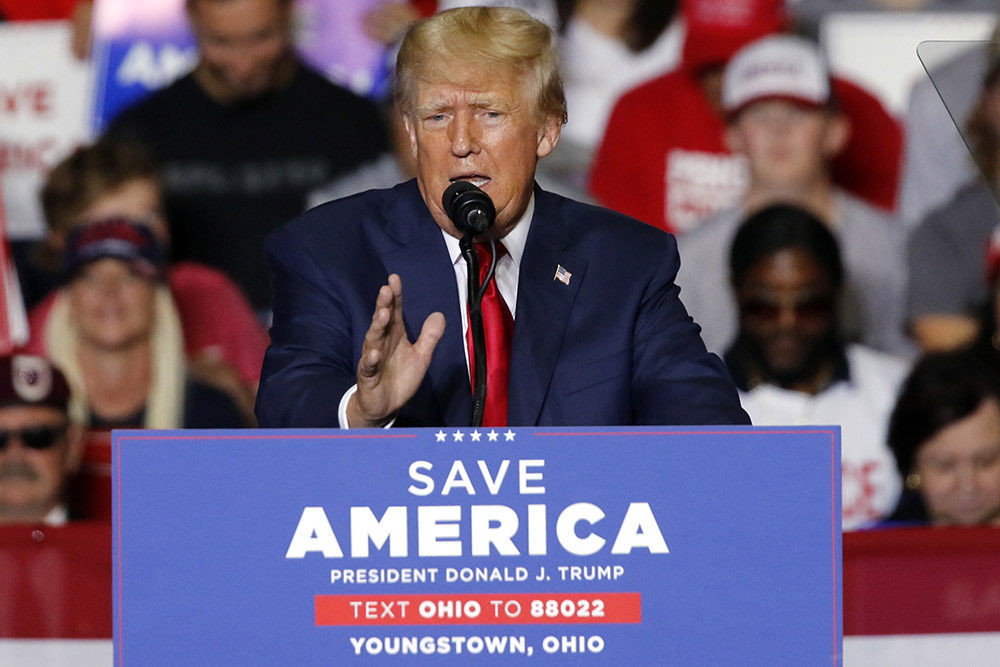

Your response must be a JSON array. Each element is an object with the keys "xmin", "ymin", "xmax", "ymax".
[{"xmin": 111, "ymin": 426, "xmax": 842, "ymax": 665}]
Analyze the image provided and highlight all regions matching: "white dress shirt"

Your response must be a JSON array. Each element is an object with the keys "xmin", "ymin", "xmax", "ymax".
[{"xmin": 338, "ymin": 195, "xmax": 535, "ymax": 427}]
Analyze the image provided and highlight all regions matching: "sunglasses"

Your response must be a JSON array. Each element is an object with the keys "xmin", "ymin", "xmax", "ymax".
[
  {"xmin": 740, "ymin": 295, "xmax": 835, "ymax": 324},
  {"xmin": 0, "ymin": 425, "xmax": 68, "ymax": 452}
]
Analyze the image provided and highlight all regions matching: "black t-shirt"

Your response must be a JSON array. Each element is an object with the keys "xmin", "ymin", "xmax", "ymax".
[{"xmin": 106, "ymin": 63, "xmax": 389, "ymax": 309}]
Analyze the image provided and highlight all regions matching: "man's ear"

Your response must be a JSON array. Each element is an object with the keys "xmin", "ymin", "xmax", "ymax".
[
  {"xmin": 536, "ymin": 117, "xmax": 561, "ymax": 158},
  {"xmin": 823, "ymin": 113, "xmax": 851, "ymax": 159}
]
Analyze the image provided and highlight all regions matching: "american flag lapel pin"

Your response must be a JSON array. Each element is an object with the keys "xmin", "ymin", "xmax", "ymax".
[{"xmin": 554, "ymin": 264, "xmax": 572, "ymax": 286}]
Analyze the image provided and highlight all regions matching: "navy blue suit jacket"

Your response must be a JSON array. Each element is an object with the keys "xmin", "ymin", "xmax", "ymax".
[{"xmin": 255, "ymin": 180, "xmax": 749, "ymax": 427}]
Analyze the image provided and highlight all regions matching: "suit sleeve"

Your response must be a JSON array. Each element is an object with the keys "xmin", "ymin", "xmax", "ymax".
[
  {"xmin": 631, "ymin": 233, "xmax": 750, "ymax": 425},
  {"xmin": 255, "ymin": 224, "xmax": 360, "ymax": 427}
]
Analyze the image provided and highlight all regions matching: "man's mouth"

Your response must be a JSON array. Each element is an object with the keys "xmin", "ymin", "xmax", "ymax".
[{"xmin": 450, "ymin": 175, "xmax": 491, "ymax": 188}]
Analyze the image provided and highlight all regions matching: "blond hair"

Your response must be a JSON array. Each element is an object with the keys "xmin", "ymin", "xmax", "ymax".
[
  {"xmin": 395, "ymin": 6, "xmax": 567, "ymax": 125},
  {"xmin": 43, "ymin": 286, "xmax": 187, "ymax": 429}
]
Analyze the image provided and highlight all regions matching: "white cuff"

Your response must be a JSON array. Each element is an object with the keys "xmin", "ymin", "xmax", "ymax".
[{"xmin": 338, "ymin": 384, "xmax": 396, "ymax": 429}]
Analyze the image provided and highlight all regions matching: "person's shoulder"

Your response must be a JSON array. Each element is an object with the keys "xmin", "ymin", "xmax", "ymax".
[
  {"xmin": 616, "ymin": 68, "xmax": 693, "ymax": 105},
  {"xmin": 107, "ymin": 73, "xmax": 200, "ymax": 129},
  {"xmin": 678, "ymin": 204, "xmax": 743, "ymax": 251},
  {"xmin": 540, "ymin": 188, "xmax": 672, "ymax": 247},
  {"xmin": 290, "ymin": 62, "xmax": 381, "ymax": 109},
  {"xmin": 269, "ymin": 180, "xmax": 413, "ymax": 247},
  {"xmin": 845, "ymin": 344, "xmax": 911, "ymax": 389},
  {"xmin": 835, "ymin": 190, "xmax": 905, "ymax": 241}
]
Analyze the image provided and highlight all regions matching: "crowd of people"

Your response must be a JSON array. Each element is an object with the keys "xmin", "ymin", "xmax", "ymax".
[{"xmin": 3, "ymin": 0, "xmax": 1000, "ymax": 538}]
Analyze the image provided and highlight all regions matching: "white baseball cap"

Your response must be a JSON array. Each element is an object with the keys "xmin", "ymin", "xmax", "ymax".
[{"xmin": 722, "ymin": 35, "xmax": 831, "ymax": 115}]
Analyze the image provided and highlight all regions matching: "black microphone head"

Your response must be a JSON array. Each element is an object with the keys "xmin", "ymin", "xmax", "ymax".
[{"xmin": 442, "ymin": 181, "xmax": 496, "ymax": 236}]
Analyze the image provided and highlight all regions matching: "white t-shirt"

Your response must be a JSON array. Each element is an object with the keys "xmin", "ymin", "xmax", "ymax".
[{"xmin": 737, "ymin": 345, "xmax": 909, "ymax": 531}]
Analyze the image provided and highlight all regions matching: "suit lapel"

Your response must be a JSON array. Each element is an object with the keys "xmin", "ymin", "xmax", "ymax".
[
  {"xmin": 508, "ymin": 188, "xmax": 586, "ymax": 425},
  {"xmin": 380, "ymin": 181, "xmax": 471, "ymax": 425}
]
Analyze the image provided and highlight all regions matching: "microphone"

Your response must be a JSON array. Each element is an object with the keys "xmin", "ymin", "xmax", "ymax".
[{"xmin": 443, "ymin": 181, "xmax": 496, "ymax": 236}]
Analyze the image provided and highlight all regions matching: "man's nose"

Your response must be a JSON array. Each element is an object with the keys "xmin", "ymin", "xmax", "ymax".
[{"xmin": 449, "ymin": 113, "xmax": 481, "ymax": 156}]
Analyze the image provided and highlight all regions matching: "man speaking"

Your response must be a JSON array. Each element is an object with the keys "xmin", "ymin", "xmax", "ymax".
[{"xmin": 255, "ymin": 6, "xmax": 748, "ymax": 429}]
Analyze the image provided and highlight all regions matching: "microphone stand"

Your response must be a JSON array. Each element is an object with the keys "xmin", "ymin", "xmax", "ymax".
[{"xmin": 460, "ymin": 234, "xmax": 499, "ymax": 428}]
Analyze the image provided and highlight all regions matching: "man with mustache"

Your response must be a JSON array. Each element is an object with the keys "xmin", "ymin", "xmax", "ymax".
[
  {"xmin": 256, "ymin": 6, "xmax": 747, "ymax": 428},
  {"xmin": 0, "ymin": 355, "xmax": 81, "ymax": 525}
]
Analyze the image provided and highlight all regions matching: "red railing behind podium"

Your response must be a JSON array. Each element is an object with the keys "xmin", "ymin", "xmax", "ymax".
[
  {"xmin": 0, "ymin": 522, "xmax": 112, "ymax": 638},
  {"xmin": 844, "ymin": 526, "xmax": 1000, "ymax": 636}
]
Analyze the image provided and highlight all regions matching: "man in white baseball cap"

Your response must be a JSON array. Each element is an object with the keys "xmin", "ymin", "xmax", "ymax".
[{"xmin": 677, "ymin": 34, "xmax": 910, "ymax": 360}]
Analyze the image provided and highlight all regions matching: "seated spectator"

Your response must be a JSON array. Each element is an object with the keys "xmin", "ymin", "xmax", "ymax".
[
  {"xmin": 589, "ymin": 1, "xmax": 902, "ymax": 235},
  {"xmin": 41, "ymin": 220, "xmax": 247, "ymax": 429},
  {"xmin": 555, "ymin": 0, "xmax": 682, "ymax": 158},
  {"xmin": 887, "ymin": 349, "xmax": 1000, "ymax": 526},
  {"xmin": 0, "ymin": 354, "xmax": 81, "ymax": 525},
  {"xmin": 723, "ymin": 205, "xmax": 909, "ymax": 530},
  {"xmin": 906, "ymin": 57, "xmax": 1000, "ymax": 353},
  {"xmin": 677, "ymin": 35, "xmax": 910, "ymax": 356},
  {"xmin": 29, "ymin": 140, "xmax": 268, "ymax": 423}
]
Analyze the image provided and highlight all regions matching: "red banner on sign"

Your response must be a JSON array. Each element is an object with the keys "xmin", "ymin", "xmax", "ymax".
[{"xmin": 315, "ymin": 592, "xmax": 641, "ymax": 626}]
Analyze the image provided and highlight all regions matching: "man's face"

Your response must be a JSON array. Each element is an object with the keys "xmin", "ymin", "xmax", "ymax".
[
  {"xmin": 728, "ymin": 100, "xmax": 847, "ymax": 191},
  {"xmin": 68, "ymin": 258, "xmax": 158, "ymax": 352},
  {"xmin": 188, "ymin": 0, "xmax": 291, "ymax": 102},
  {"xmin": 915, "ymin": 397, "xmax": 1000, "ymax": 526},
  {"xmin": 0, "ymin": 405, "xmax": 77, "ymax": 523},
  {"xmin": 736, "ymin": 247, "xmax": 839, "ymax": 387},
  {"xmin": 403, "ymin": 66, "xmax": 561, "ymax": 239}
]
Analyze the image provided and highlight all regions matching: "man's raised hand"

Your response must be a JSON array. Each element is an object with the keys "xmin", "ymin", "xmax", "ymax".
[{"xmin": 346, "ymin": 274, "xmax": 445, "ymax": 427}]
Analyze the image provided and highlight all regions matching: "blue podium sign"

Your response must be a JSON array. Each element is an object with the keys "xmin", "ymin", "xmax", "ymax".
[{"xmin": 112, "ymin": 426, "xmax": 842, "ymax": 665}]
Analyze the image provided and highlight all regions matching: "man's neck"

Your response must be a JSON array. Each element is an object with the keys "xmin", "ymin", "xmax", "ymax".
[
  {"xmin": 77, "ymin": 340, "xmax": 153, "ymax": 419},
  {"xmin": 192, "ymin": 53, "xmax": 296, "ymax": 105}
]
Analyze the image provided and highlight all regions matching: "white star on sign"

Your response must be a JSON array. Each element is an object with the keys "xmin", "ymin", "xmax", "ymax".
[
  {"xmin": 504, "ymin": 430, "xmax": 516, "ymax": 441},
  {"xmin": 470, "ymin": 430, "xmax": 482, "ymax": 441},
  {"xmin": 435, "ymin": 430, "xmax": 447, "ymax": 442},
  {"xmin": 487, "ymin": 429, "xmax": 499, "ymax": 442},
  {"xmin": 453, "ymin": 430, "xmax": 465, "ymax": 442}
]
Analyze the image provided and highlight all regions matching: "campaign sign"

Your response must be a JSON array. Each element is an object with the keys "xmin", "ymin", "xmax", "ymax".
[{"xmin": 113, "ymin": 426, "xmax": 842, "ymax": 665}]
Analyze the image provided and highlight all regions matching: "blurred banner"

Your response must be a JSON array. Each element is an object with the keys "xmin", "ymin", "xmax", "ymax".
[
  {"xmin": 89, "ymin": 0, "xmax": 394, "ymax": 131},
  {"xmin": 113, "ymin": 426, "xmax": 842, "ymax": 665},
  {"xmin": 0, "ymin": 21, "xmax": 92, "ymax": 242}
]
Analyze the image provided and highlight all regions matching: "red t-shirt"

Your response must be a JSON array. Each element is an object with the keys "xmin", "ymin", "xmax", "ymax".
[{"xmin": 589, "ymin": 70, "xmax": 902, "ymax": 234}]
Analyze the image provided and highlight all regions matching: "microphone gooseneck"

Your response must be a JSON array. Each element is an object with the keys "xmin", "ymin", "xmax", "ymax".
[{"xmin": 445, "ymin": 182, "xmax": 498, "ymax": 428}]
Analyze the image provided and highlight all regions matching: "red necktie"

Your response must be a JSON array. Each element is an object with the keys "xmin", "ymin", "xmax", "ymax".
[{"xmin": 466, "ymin": 243, "xmax": 514, "ymax": 426}]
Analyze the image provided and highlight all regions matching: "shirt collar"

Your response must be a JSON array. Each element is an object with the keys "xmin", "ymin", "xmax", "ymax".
[{"xmin": 443, "ymin": 193, "xmax": 534, "ymax": 267}]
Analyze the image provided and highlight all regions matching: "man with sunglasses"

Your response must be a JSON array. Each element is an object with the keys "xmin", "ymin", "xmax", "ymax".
[
  {"xmin": 723, "ymin": 204, "xmax": 910, "ymax": 530},
  {"xmin": 0, "ymin": 355, "xmax": 82, "ymax": 525}
]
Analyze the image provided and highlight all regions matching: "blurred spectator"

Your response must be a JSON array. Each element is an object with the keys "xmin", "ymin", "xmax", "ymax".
[
  {"xmin": 906, "ymin": 57, "xmax": 1000, "ymax": 352},
  {"xmin": 887, "ymin": 348, "xmax": 1000, "ymax": 526},
  {"xmin": 589, "ymin": 0, "xmax": 902, "ymax": 235},
  {"xmin": 27, "ymin": 140, "xmax": 268, "ymax": 423},
  {"xmin": 723, "ymin": 204, "xmax": 908, "ymax": 530},
  {"xmin": 41, "ymin": 220, "xmax": 247, "ymax": 429},
  {"xmin": 677, "ymin": 35, "xmax": 910, "ymax": 356},
  {"xmin": 104, "ymin": 0, "xmax": 389, "ymax": 312},
  {"xmin": 554, "ymin": 0, "xmax": 682, "ymax": 161},
  {"xmin": 0, "ymin": 354, "xmax": 81, "ymax": 524}
]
